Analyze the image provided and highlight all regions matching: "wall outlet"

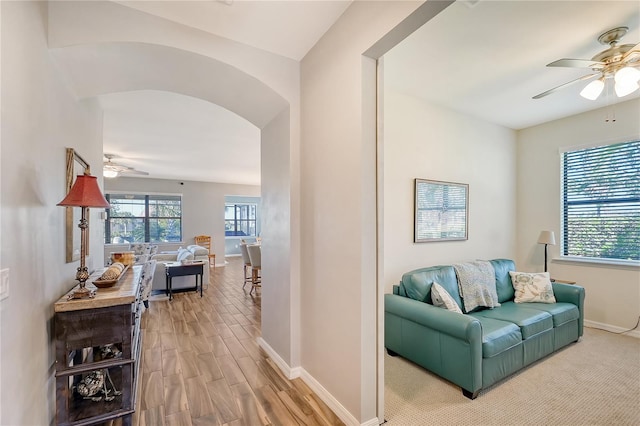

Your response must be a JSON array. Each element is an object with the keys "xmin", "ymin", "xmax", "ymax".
[{"xmin": 0, "ymin": 269, "xmax": 9, "ymax": 301}]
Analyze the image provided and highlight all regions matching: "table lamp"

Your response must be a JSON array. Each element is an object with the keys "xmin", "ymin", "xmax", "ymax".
[
  {"xmin": 537, "ymin": 230, "xmax": 556, "ymax": 272},
  {"xmin": 57, "ymin": 173, "xmax": 110, "ymax": 299}
]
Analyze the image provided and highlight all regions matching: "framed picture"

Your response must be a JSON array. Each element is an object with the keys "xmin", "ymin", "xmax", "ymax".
[
  {"xmin": 65, "ymin": 148, "xmax": 90, "ymax": 263},
  {"xmin": 414, "ymin": 178, "xmax": 468, "ymax": 243}
]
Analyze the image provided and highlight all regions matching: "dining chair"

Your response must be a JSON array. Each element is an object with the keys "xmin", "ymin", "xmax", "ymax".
[
  {"xmin": 194, "ymin": 235, "xmax": 216, "ymax": 268},
  {"xmin": 246, "ymin": 244, "xmax": 261, "ymax": 295},
  {"xmin": 239, "ymin": 243, "xmax": 253, "ymax": 290},
  {"xmin": 140, "ymin": 259, "xmax": 157, "ymax": 309}
]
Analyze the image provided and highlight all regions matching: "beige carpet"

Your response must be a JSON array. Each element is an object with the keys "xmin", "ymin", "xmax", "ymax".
[{"xmin": 384, "ymin": 327, "xmax": 640, "ymax": 425}]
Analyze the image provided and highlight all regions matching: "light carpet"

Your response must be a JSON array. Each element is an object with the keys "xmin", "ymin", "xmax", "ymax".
[{"xmin": 384, "ymin": 327, "xmax": 640, "ymax": 425}]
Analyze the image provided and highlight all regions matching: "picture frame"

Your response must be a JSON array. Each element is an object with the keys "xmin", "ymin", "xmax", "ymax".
[
  {"xmin": 414, "ymin": 178, "xmax": 468, "ymax": 243},
  {"xmin": 65, "ymin": 148, "xmax": 91, "ymax": 263}
]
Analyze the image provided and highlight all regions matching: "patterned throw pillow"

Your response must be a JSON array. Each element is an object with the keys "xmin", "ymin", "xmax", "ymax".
[
  {"xmin": 509, "ymin": 271, "xmax": 556, "ymax": 303},
  {"xmin": 431, "ymin": 282, "xmax": 463, "ymax": 314}
]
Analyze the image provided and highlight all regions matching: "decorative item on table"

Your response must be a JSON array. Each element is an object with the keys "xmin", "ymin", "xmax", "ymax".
[
  {"xmin": 57, "ymin": 172, "xmax": 110, "ymax": 299},
  {"xmin": 75, "ymin": 369, "xmax": 122, "ymax": 402},
  {"xmin": 110, "ymin": 251, "xmax": 135, "ymax": 266},
  {"xmin": 92, "ymin": 262, "xmax": 129, "ymax": 288}
]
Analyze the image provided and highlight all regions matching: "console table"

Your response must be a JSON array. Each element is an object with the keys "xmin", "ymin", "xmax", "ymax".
[
  {"xmin": 54, "ymin": 265, "xmax": 143, "ymax": 426},
  {"xmin": 165, "ymin": 261, "xmax": 204, "ymax": 300}
]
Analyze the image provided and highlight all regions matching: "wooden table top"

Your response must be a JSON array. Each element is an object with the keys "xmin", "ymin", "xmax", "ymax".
[{"xmin": 54, "ymin": 265, "xmax": 142, "ymax": 312}]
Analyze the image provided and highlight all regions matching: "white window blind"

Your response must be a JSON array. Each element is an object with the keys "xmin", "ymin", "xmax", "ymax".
[{"xmin": 562, "ymin": 140, "xmax": 639, "ymax": 261}]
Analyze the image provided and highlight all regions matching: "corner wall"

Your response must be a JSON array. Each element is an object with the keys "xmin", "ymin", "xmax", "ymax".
[
  {"xmin": 516, "ymin": 98, "xmax": 640, "ymax": 331},
  {"xmin": 300, "ymin": 2, "xmax": 425, "ymax": 423},
  {"xmin": 0, "ymin": 2, "xmax": 105, "ymax": 424},
  {"xmin": 382, "ymin": 89, "xmax": 517, "ymax": 292}
]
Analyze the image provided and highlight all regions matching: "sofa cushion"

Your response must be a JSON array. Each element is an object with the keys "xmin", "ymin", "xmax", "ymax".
[
  {"xmin": 473, "ymin": 302, "xmax": 553, "ymax": 339},
  {"xmin": 401, "ymin": 266, "xmax": 462, "ymax": 307},
  {"xmin": 187, "ymin": 245, "xmax": 209, "ymax": 257},
  {"xmin": 510, "ymin": 271, "xmax": 556, "ymax": 303},
  {"xmin": 468, "ymin": 314, "xmax": 522, "ymax": 358},
  {"xmin": 516, "ymin": 302, "xmax": 579, "ymax": 327},
  {"xmin": 431, "ymin": 283, "xmax": 463, "ymax": 314},
  {"xmin": 490, "ymin": 259, "xmax": 516, "ymax": 303}
]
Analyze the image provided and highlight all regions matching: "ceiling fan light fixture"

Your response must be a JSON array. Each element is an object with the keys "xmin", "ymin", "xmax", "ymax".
[
  {"xmin": 580, "ymin": 78, "xmax": 604, "ymax": 100},
  {"xmin": 103, "ymin": 169, "xmax": 119, "ymax": 178},
  {"xmin": 613, "ymin": 66, "xmax": 640, "ymax": 97}
]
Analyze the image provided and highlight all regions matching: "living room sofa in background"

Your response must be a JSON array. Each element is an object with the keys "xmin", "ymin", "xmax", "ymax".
[
  {"xmin": 150, "ymin": 245, "xmax": 211, "ymax": 292},
  {"xmin": 385, "ymin": 259, "xmax": 585, "ymax": 399}
]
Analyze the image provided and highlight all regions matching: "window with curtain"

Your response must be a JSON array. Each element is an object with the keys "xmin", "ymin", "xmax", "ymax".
[
  {"xmin": 105, "ymin": 194, "xmax": 182, "ymax": 243},
  {"xmin": 225, "ymin": 203, "xmax": 257, "ymax": 236},
  {"xmin": 562, "ymin": 140, "xmax": 639, "ymax": 262}
]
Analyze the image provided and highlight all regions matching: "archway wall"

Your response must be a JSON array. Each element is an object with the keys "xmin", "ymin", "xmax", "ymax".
[
  {"xmin": 48, "ymin": 0, "xmax": 299, "ymax": 105},
  {"xmin": 48, "ymin": 0, "xmax": 301, "ymax": 371},
  {"xmin": 299, "ymin": 1, "xmax": 437, "ymax": 423}
]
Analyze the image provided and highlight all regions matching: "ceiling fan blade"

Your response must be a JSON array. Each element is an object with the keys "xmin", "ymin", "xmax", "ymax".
[
  {"xmin": 547, "ymin": 58, "xmax": 605, "ymax": 69},
  {"xmin": 120, "ymin": 169, "xmax": 149, "ymax": 176},
  {"xmin": 532, "ymin": 73, "xmax": 599, "ymax": 100},
  {"xmin": 622, "ymin": 42, "xmax": 640, "ymax": 61}
]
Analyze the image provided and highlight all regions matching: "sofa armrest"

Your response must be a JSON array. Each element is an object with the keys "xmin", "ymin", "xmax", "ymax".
[
  {"xmin": 553, "ymin": 283, "xmax": 585, "ymax": 336},
  {"xmin": 385, "ymin": 294, "xmax": 481, "ymax": 341}
]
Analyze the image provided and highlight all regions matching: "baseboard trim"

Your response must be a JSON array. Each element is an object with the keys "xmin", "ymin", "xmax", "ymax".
[
  {"xmin": 585, "ymin": 320, "xmax": 640, "ymax": 339},
  {"xmin": 256, "ymin": 337, "xmax": 297, "ymax": 379},
  {"xmin": 299, "ymin": 368, "xmax": 361, "ymax": 426},
  {"xmin": 257, "ymin": 338, "xmax": 376, "ymax": 426}
]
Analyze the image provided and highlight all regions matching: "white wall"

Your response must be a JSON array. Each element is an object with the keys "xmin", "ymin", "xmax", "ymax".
[
  {"xmin": 382, "ymin": 89, "xmax": 517, "ymax": 292},
  {"xmin": 300, "ymin": 2, "xmax": 427, "ymax": 423},
  {"xmin": 0, "ymin": 2, "xmax": 105, "ymax": 424},
  {"xmin": 517, "ymin": 98, "xmax": 640, "ymax": 331},
  {"xmin": 259, "ymin": 108, "xmax": 294, "ymax": 367},
  {"xmin": 104, "ymin": 176, "xmax": 260, "ymax": 266}
]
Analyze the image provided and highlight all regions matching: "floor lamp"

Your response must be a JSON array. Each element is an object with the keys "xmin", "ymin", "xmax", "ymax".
[
  {"xmin": 537, "ymin": 231, "xmax": 556, "ymax": 273},
  {"xmin": 58, "ymin": 174, "xmax": 111, "ymax": 299}
]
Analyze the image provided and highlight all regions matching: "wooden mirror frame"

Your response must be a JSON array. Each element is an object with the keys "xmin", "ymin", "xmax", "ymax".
[{"xmin": 65, "ymin": 148, "xmax": 91, "ymax": 263}]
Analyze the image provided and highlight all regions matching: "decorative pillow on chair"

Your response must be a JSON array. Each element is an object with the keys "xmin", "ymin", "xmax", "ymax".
[
  {"xmin": 130, "ymin": 243, "xmax": 147, "ymax": 256},
  {"xmin": 509, "ymin": 271, "xmax": 556, "ymax": 303},
  {"xmin": 431, "ymin": 282, "xmax": 463, "ymax": 314}
]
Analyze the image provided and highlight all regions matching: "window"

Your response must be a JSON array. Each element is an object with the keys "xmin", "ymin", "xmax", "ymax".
[
  {"xmin": 225, "ymin": 203, "xmax": 257, "ymax": 236},
  {"xmin": 105, "ymin": 194, "xmax": 182, "ymax": 243},
  {"xmin": 562, "ymin": 140, "xmax": 639, "ymax": 262}
]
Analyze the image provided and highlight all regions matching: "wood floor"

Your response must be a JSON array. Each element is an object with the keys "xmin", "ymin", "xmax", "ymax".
[{"xmin": 134, "ymin": 257, "xmax": 345, "ymax": 426}]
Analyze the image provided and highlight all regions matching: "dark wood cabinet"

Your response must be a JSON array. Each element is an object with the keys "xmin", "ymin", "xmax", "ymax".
[{"xmin": 54, "ymin": 266, "xmax": 142, "ymax": 426}]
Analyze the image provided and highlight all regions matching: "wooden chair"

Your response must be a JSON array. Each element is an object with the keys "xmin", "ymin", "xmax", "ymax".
[{"xmin": 194, "ymin": 235, "xmax": 216, "ymax": 268}]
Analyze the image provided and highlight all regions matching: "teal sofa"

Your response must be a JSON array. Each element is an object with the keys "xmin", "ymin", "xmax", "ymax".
[{"xmin": 384, "ymin": 259, "xmax": 585, "ymax": 399}]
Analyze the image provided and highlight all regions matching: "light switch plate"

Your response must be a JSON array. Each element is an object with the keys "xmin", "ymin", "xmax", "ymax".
[{"xmin": 0, "ymin": 269, "xmax": 9, "ymax": 301}]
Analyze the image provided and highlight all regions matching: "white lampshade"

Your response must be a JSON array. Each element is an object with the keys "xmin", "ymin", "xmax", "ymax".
[
  {"xmin": 103, "ymin": 169, "xmax": 119, "ymax": 178},
  {"xmin": 537, "ymin": 230, "xmax": 556, "ymax": 245},
  {"xmin": 614, "ymin": 66, "xmax": 640, "ymax": 97},
  {"xmin": 580, "ymin": 79, "xmax": 604, "ymax": 100}
]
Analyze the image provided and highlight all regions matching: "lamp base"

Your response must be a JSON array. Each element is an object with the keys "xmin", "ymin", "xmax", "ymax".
[{"xmin": 67, "ymin": 285, "xmax": 96, "ymax": 300}]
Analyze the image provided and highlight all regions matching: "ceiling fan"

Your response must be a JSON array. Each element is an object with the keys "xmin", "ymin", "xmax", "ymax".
[
  {"xmin": 103, "ymin": 154, "xmax": 149, "ymax": 178},
  {"xmin": 533, "ymin": 27, "xmax": 640, "ymax": 100}
]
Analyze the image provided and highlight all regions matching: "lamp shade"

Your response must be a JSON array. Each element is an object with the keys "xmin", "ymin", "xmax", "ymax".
[
  {"xmin": 537, "ymin": 230, "xmax": 556, "ymax": 245},
  {"xmin": 579, "ymin": 79, "xmax": 604, "ymax": 100},
  {"xmin": 57, "ymin": 174, "xmax": 110, "ymax": 208}
]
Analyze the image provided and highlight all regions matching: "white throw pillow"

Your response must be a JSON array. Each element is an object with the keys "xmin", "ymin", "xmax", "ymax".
[
  {"xmin": 176, "ymin": 248, "xmax": 194, "ymax": 262},
  {"xmin": 509, "ymin": 271, "xmax": 556, "ymax": 303},
  {"xmin": 431, "ymin": 282, "xmax": 463, "ymax": 314}
]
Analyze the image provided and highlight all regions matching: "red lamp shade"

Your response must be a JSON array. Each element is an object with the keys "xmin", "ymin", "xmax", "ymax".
[{"xmin": 57, "ymin": 174, "xmax": 110, "ymax": 208}]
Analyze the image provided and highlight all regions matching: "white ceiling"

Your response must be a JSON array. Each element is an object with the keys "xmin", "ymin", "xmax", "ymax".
[
  {"xmin": 97, "ymin": 0, "xmax": 640, "ymax": 185},
  {"xmin": 385, "ymin": 0, "xmax": 640, "ymax": 130}
]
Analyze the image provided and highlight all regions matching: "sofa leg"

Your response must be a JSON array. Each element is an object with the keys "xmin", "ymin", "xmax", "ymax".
[
  {"xmin": 386, "ymin": 348, "xmax": 399, "ymax": 357},
  {"xmin": 462, "ymin": 389, "xmax": 479, "ymax": 400}
]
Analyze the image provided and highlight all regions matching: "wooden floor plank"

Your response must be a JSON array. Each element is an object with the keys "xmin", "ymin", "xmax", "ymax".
[{"xmin": 139, "ymin": 258, "xmax": 344, "ymax": 426}]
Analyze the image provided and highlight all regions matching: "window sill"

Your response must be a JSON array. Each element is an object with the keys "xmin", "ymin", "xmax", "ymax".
[{"xmin": 554, "ymin": 256, "xmax": 640, "ymax": 269}]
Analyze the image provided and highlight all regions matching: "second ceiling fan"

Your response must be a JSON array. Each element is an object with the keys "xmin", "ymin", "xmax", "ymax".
[
  {"xmin": 103, "ymin": 154, "xmax": 149, "ymax": 178},
  {"xmin": 533, "ymin": 27, "xmax": 640, "ymax": 101}
]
